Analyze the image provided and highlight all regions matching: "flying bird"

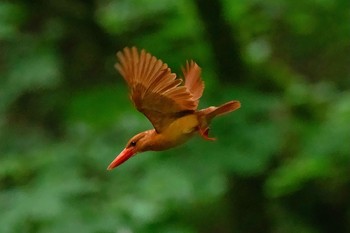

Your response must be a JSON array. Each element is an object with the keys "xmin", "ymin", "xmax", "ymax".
[{"xmin": 107, "ymin": 47, "xmax": 241, "ymax": 170}]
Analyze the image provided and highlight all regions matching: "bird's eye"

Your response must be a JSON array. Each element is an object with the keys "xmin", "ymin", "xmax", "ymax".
[{"xmin": 130, "ymin": 141, "xmax": 136, "ymax": 147}]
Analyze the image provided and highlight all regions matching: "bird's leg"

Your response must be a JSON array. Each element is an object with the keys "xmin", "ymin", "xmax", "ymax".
[{"xmin": 199, "ymin": 127, "xmax": 216, "ymax": 141}]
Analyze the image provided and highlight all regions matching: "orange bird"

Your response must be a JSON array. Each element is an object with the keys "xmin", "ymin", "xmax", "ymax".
[{"xmin": 107, "ymin": 47, "xmax": 241, "ymax": 170}]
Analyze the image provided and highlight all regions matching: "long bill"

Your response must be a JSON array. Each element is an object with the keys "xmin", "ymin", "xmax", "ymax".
[{"xmin": 107, "ymin": 148, "xmax": 135, "ymax": 170}]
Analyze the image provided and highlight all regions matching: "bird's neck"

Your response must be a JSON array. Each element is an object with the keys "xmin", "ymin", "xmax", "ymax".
[
  {"xmin": 139, "ymin": 129, "xmax": 181, "ymax": 152},
  {"xmin": 138, "ymin": 129, "xmax": 162, "ymax": 152}
]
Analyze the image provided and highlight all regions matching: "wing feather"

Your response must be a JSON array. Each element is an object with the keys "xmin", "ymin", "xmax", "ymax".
[
  {"xmin": 182, "ymin": 60, "xmax": 204, "ymax": 103},
  {"xmin": 116, "ymin": 47, "xmax": 203, "ymax": 133}
]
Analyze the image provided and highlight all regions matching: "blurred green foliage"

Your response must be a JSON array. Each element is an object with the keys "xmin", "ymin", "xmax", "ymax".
[{"xmin": 1, "ymin": 0, "xmax": 350, "ymax": 232}]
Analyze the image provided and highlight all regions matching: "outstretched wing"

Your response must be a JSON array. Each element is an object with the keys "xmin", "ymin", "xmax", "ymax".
[
  {"xmin": 182, "ymin": 60, "xmax": 204, "ymax": 108},
  {"xmin": 115, "ymin": 47, "xmax": 201, "ymax": 133}
]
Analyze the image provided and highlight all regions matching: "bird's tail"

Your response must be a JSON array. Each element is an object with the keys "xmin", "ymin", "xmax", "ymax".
[
  {"xmin": 199, "ymin": 100, "xmax": 241, "ymax": 123},
  {"xmin": 197, "ymin": 100, "xmax": 241, "ymax": 140}
]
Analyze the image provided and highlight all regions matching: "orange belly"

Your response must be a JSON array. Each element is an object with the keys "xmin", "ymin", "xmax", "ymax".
[{"xmin": 152, "ymin": 114, "xmax": 199, "ymax": 151}]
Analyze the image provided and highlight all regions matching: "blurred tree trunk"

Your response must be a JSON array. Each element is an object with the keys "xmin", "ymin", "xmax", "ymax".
[
  {"xmin": 193, "ymin": 0, "xmax": 246, "ymax": 83},
  {"xmin": 194, "ymin": 1, "xmax": 270, "ymax": 231}
]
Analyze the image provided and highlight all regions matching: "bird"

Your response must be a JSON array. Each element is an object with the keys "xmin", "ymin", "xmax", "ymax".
[{"xmin": 107, "ymin": 47, "xmax": 241, "ymax": 170}]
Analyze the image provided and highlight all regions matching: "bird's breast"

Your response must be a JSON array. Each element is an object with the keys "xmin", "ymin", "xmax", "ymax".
[
  {"xmin": 168, "ymin": 114, "xmax": 199, "ymax": 134},
  {"xmin": 153, "ymin": 114, "xmax": 199, "ymax": 150}
]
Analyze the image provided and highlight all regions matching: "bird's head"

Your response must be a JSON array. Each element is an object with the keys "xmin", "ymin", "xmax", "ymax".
[{"xmin": 107, "ymin": 131, "xmax": 152, "ymax": 170}]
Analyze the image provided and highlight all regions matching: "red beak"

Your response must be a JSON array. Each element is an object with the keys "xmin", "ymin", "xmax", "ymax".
[{"xmin": 107, "ymin": 148, "xmax": 135, "ymax": 170}]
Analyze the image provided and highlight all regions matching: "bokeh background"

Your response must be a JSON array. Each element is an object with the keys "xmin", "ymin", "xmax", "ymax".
[{"xmin": 1, "ymin": 0, "xmax": 350, "ymax": 232}]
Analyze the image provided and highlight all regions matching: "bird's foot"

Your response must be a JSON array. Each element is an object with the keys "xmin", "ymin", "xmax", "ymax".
[{"xmin": 199, "ymin": 127, "xmax": 216, "ymax": 141}]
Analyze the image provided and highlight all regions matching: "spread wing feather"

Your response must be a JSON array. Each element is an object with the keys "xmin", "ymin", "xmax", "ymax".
[
  {"xmin": 182, "ymin": 60, "xmax": 204, "ymax": 105},
  {"xmin": 115, "ymin": 47, "xmax": 204, "ymax": 133}
]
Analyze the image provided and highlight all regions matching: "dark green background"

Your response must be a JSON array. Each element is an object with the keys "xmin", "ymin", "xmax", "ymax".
[{"xmin": 1, "ymin": 0, "xmax": 350, "ymax": 232}]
